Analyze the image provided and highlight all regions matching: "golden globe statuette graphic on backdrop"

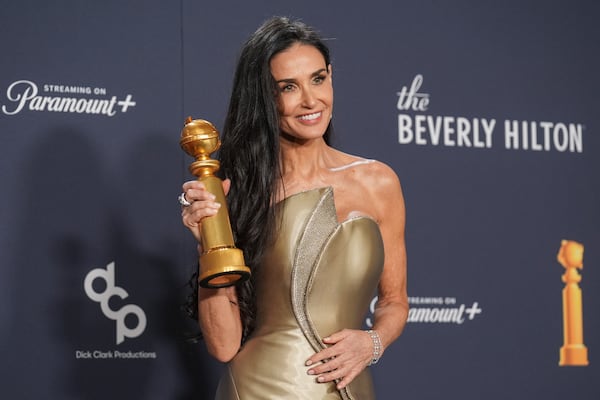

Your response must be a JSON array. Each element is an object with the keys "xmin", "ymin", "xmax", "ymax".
[
  {"xmin": 180, "ymin": 117, "xmax": 250, "ymax": 288},
  {"xmin": 557, "ymin": 240, "xmax": 589, "ymax": 366}
]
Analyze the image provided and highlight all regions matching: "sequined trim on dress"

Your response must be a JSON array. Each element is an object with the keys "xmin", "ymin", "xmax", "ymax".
[
  {"xmin": 290, "ymin": 187, "xmax": 338, "ymax": 353},
  {"xmin": 288, "ymin": 187, "xmax": 357, "ymax": 400}
]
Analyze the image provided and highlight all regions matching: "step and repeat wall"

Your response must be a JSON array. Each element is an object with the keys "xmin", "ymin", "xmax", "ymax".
[{"xmin": 1, "ymin": 1, "xmax": 598, "ymax": 399}]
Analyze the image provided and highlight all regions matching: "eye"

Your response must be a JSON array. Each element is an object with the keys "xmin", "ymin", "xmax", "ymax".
[
  {"xmin": 313, "ymin": 74, "xmax": 326, "ymax": 84},
  {"xmin": 279, "ymin": 83, "xmax": 296, "ymax": 93}
]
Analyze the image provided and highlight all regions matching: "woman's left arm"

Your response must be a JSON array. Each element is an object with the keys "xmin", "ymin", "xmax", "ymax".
[
  {"xmin": 369, "ymin": 162, "xmax": 409, "ymax": 355},
  {"xmin": 305, "ymin": 163, "xmax": 408, "ymax": 389}
]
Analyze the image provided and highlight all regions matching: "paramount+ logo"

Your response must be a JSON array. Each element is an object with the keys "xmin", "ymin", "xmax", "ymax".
[
  {"xmin": 84, "ymin": 261, "xmax": 147, "ymax": 345},
  {"xmin": 1, "ymin": 80, "xmax": 136, "ymax": 117}
]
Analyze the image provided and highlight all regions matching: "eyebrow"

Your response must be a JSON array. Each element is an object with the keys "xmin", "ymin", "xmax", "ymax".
[{"xmin": 275, "ymin": 68, "xmax": 328, "ymax": 84}]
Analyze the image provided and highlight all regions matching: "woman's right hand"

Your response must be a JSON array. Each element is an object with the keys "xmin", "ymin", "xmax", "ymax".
[{"xmin": 181, "ymin": 179, "xmax": 231, "ymax": 243}]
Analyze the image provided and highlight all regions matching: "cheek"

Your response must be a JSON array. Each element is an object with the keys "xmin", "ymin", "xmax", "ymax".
[
  {"xmin": 276, "ymin": 101, "xmax": 290, "ymax": 128},
  {"xmin": 323, "ymin": 85, "xmax": 334, "ymax": 104},
  {"xmin": 278, "ymin": 97, "xmax": 295, "ymax": 117}
]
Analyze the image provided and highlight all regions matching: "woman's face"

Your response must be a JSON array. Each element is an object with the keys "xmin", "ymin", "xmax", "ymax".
[{"xmin": 270, "ymin": 43, "xmax": 333, "ymax": 141}]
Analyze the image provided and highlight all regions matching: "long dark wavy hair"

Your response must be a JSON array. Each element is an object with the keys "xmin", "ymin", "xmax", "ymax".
[{"xmin": 186, "ymin": 16, "xmax": 333, "ymax": 344}]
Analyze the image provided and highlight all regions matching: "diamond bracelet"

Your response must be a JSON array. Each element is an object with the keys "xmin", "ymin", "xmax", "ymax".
[{"xmin": 366, "ymin": 329, "xmax": 382, "ymax": 366}]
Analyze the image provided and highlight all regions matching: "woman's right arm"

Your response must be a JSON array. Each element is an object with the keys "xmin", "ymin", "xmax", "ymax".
[{"xmin": 181, "ymin": 180, "xmax": 243, "ymax": 362}]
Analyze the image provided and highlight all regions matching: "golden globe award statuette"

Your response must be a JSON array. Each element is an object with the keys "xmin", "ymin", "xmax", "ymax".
[
  {"xmin": 180, "ymin": 117, "xmax": 250, "ymax": 288},
  {"xmin": 557, "ymin": 240, "xmax": 589, "ymax": 366}
]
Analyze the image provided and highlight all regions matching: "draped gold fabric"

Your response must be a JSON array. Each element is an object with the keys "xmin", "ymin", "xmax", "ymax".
[{"xmin": 215, "ymin": 187, "xmax": 384, "ymax": 400}]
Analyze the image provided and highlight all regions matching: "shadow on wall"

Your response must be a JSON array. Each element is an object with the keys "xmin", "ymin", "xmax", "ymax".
[{"xmin": 9, "ymin": 127, "xmax": 221, "ymax": 399}]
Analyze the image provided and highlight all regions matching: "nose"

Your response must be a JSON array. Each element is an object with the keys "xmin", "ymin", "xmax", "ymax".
[{"xmin": 301, "ymin": 86, "xmax": 317, "ymax": 108}]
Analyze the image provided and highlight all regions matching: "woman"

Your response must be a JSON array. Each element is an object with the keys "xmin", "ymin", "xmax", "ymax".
[{"xmin": 181, "ymin": 16, "xmax": 408, "ymax": 400}]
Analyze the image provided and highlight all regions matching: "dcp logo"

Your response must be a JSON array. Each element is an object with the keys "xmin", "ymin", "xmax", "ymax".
[{"xmin": 84, "ymin": 261, "xmax": 147, "ymax": 344}]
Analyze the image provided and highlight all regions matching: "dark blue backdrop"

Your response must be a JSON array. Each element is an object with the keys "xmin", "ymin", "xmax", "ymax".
[{"xmin": 1, "ymin": 1, "xmax": 598, "ymax": 399}]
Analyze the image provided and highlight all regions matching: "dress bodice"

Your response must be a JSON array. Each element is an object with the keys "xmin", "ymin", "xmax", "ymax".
[{"xmin": 215, "ymin": 187, "xmax": 384, "ymax": 400}]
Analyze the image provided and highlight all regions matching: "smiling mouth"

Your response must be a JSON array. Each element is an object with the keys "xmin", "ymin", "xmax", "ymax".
[{"xmin": 297, "ymin": 112, "xmax": 322, "ymax": 121}]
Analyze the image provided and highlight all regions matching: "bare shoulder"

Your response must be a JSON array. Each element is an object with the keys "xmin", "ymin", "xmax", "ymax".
[
  {"xmin": 328, "ymin": 152, "xmax": 404, "ymax": 223},
  {"xmin": 346, "ymin": 159, "xmax": 402, "ymax": 198},
  {"xmin": 354, "ymin": 160, "xmax": 404, "ymax": 224},
  {"xmin": 328, "ymin": 149, "xmax": 399, "ymax": 186},
  {"xmin": 365, "ymin": 160, "xmax": 400, "ymax": 188}
]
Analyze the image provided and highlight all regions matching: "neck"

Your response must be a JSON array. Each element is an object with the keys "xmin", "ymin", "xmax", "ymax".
[{"xmin": 279, "ymin": 136, "xmax": 330, "ymax": 177}]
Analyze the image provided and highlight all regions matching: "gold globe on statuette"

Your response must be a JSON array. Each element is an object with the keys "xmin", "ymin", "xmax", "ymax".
[{"xmin": 180, "ymin": 117, "xmax": 250, "ymax": 288}]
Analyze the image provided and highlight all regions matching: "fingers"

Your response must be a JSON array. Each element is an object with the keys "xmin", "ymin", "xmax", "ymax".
[
  {"xmin": 180, "ymin": 180, "xmax": 222, "ymax": 242},
  {"xmin": 307, "ymin": 354, "xmax": 362, "ymax": 390},
  {"xmin": 334, "ymin": 373, "xmax": 358, "ymax": 390},
  {"xmin": 182, "ymin": 179, "xmax": 231, "ymax": 200},
  {"xmin": 322, "ymin": 330, "xmax": 347, "ymax": 344},
  {"xmin": 182, "ymin": 181, "xmax": 215, "ymax": 203},
  {"xmin": 305, "ymin": 329, "xmax": 373, "ymax": 389},
  {"xmin": 305, "ymin": 330, "xmax": 349, "ymax": 366}
]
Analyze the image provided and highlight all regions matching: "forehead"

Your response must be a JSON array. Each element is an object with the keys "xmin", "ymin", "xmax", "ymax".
[{"xmin": 270, "ymin": 44, "xmax": 327, "ymax": 78}]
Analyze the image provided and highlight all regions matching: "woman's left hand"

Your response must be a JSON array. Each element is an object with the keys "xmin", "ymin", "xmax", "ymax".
[{"xmin": 305, "ymin": 329, "xmax": 375, "ymax": 389}]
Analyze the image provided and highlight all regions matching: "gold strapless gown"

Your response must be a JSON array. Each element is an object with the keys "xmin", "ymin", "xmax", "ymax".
[{"xmin": 215, "ymin": 187, "xmax": 384, "ymax": 400}]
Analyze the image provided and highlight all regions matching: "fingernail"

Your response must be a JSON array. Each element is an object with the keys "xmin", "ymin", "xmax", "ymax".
[
  {"xmin": 305, "ymin": 360, "xmax": 312, "ymax": 366},
  {"xmin": 317, "ymin": 376, "xmax": 325, "ymax": 383},
  {"xmin": 307, "ymin": 369, "xmax": 314, "ymax": 375}
]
